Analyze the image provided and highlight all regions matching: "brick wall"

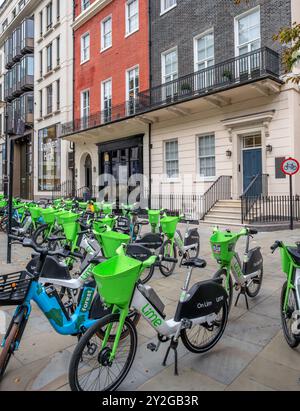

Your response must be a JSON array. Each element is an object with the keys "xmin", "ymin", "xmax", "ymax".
[
  {"xmin": 74, "ymin": 0, "xmax": 149, "ymax": 120},
  {"xmin": 150, "ymin": 0, "xmax": 291, "ymax": 87}
]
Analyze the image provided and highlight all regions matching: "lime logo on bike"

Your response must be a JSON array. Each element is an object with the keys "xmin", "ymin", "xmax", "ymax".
[
  {"xmin": 142, "ymin": 303, "xmax": 163, "ymax": 327},
  {"xmin": 80, "ymin": 289, "xmax": 94, "ymax": 313}
]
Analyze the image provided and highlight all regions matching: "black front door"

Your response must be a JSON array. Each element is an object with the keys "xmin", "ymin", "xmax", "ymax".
[
  {"xmin": 84, "ymin": 154, "xmax": 92, "ymax": 191},
  {"xmin": 99, "ymin": 136, "xmax": 143, "ymax": 205}
]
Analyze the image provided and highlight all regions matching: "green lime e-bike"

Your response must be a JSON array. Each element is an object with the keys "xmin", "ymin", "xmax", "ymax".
[
  {"xmin": 211, "ymin": 227, "xmax": 264, "ymax": 310},
  {"xmin": 271, "ymin": 240, "xmax": 300, "ymax": 348},
  {"xmin": 68, "ymin": 245, "xmax": 228, "ymax": 391}
]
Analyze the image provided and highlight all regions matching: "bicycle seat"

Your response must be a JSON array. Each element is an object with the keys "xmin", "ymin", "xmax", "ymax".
[
  {"xmin": 181, "ymin": 258, "xmax": 207, "ymax": 269},
  {"xmin": 287, "ymin": 247, "xmax": 300, "ymax": 265}
]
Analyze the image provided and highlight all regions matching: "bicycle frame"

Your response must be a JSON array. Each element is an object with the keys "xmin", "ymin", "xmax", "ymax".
[
  {"xmin": 1, "ymin": 275, "xmax": 98, "ymax": 350},
  {"xmin": 278, "ymin": 243, "xmax": 299, "ymax": 312}
]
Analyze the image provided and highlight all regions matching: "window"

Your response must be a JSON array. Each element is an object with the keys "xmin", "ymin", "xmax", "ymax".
[
  {"xmin": 56, "ymin": 0, "xmax": 60, "ymax": 21},
  {"xmin": 101, "ymin": 16, "xmax": 112, "ymax": 51},
  {"xmin": 0, "ymin": 84, "xmax": 2, "ymax": 101},
  {"xmin": 194, "ymin": 30, "xmax": 214, "ymax": 88},
  {"xmin": 39, "ymin": 90, "xmax": 43, "ymax": 117},
  {"xmin": 162, "ymin": 48, "xmax": 178, "ymax": 99},
  {"xmin": 81, "ymin": 90, "xmax": 90, "ymax": 127},
  {"xmin": 38, "ymin": 125, "xmax": 61, "ymax": 191},
  {"xmin": 82, "ymin": 0, "xmax": 90, "ymax": 12},
  {"xmin": 46, "ymin": 84, "xmax": 53, "ymax": 114},
  {"xmin": 46, "ymin": 43, "xmax": 53, "ymax": 72},
  {"xmin": 56, "ymin": 36, "xmax": 60, "ymax": 65},
  {"xmin": 161, "ymin": 0, "xmax": 177, "ymax": 14},
  {"xmin": 165, "ymin": 140, "xmax": 179, "ymax": 178},
  {"xmin": 102, "ymin": 79, "xmax": 112, "ymax": 123},
  {"xmin": 46, "ymin": 2, "xmax": 53, "ymax": 30},
  {"xmin": 39, "ymin": 11, "xmax": 43, "ymax": 36},
  {"xmin": 243, "ymin": 134, "xmax": 261, "ymax": 148},
  {"xmin": 127, "ymin": 66, "xmax": 139, "ymax": 115},
  {"xmin": 56, "ymin": 79, "xmax": 60, "ymax": 111},
  {"xmin": 12, "ymin": 8, "xmax": 17, "ymax": 20},
  {"xmin": 81, "ymin": 33, "xmax": 90, "ymax": 63},
  {"xmin": 39, "ymin": 50, "xmax": 43, "ymax": 77},
  {"xmin": 126, "ymin": 0, "xmax": 139, "ymax": 36},
  {"xmin": 236, "ymin": 7, "xmax": 260, "ymax": 55},
  {"xmin": 198, "ymin": 134, "xmax": 216, "ymax": 178}
]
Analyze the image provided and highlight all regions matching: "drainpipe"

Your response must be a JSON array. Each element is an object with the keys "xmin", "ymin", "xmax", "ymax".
[
  {"xmin": 72, "ymin": 0, "xmax": 76, "ymax": 198},
  {"xmin": 148, "ymin": 0, "xmax": 152, "ymax": 208}
]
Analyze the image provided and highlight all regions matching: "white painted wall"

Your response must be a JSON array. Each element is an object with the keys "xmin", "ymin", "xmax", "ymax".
[{"xmin": 150, "ymin": 84, "xmax": 298, "ymax": 197}]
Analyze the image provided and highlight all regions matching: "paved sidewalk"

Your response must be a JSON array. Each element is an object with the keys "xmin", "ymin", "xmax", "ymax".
[{"xmin": 0, "ymin": 225, "xmax": 300, "ymax": 391}]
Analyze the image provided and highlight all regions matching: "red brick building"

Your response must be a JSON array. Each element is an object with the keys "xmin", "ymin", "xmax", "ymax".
[
  {"xmin": 73, "ymin": 0, "xmax": 149, "ymax": 120},
  {"xmin": 70, "ymin": 0, "xmax": 150, "ymax": 198}
]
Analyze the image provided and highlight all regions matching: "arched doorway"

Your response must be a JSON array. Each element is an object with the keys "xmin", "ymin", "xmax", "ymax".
[{"xmin": 84, "ymin": 154, "xmax": 92, "ymax": 191}]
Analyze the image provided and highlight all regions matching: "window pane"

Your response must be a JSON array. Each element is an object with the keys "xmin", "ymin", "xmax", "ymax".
[{"xmin": 199, "ymin": 135, "xmax": 215, "ymax": 177}]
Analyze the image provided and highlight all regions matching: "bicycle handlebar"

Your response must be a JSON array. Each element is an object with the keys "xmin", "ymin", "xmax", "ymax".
[{"xmin": 271, "ymin": 241, "xmax": 282, "ymax": 253}]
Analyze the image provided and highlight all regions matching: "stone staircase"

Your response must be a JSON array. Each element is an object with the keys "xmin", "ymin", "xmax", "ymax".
[{"xmin": 204, "ymin": 199, "xmax": 242, "ymax": 226}]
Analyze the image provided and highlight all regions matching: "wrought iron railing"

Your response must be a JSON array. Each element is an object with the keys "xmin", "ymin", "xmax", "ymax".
[
  {"xmin": 244, "ymin": 195, "xmax": 300, "ymax": 224},
  {"xmin": 241, "ymin": 174, "xmax": 269, "ymax": 224},
  {"xmin": 76, "ymin": 185, "xmax": 98, "ymax": 200},
  {"xmin": 61, "ymin": 47, "xmax": 280, "ymax": 137},
  {"xmin": 200, "ymin": 176, "xmax": 232, "ymax": 219},
  {"xmin": 52, "ymin": 180, "xmax": 74, "ymax": 200}
]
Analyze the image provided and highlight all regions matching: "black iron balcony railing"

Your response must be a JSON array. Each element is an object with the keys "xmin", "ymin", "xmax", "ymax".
[{"xmin": 61, "ymin": 47, "xmax": 281, "ymax": 137}]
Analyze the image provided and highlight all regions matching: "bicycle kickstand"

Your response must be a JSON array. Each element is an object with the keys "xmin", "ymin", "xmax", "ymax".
[
  {"xmin": 234, "ymin": 287, "xmax": 249, "ymax": 310},
  {"xmin": 162, "ymin": 338, "xmax": 179, "ymax": 376}
]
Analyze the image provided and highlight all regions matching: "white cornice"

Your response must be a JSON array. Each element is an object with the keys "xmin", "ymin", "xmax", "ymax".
[
  {"xmin": 72, "ymin": 0, "xmax": 112, "ymax": 31},
  {"xmin": 222, "ymin": 110, "xmax": 275, "ymax": 129}
]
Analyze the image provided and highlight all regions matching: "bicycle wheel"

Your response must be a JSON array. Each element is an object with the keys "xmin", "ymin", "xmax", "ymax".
[
  {"xmin": 213, "ymin": 268, "xmax": 233, "ymax": 311},
  {"xmin": 159, "ymin": 240, "xmax": 177, "ymax": 277},
  {"xmin": 280, "ymin": 281, "xmax": 300, "ymax": 348},
  {"xmin": 33, "ymin": 224, "xmax": 49, "ymax": 246},
  {"xmin": 181, "ymin": 300, "xmax": 228, "ymax": 353},
  {"xmin": 187, "ymin": 241, "xmax": 200, "ymax": 259},
  {"xmin": 69, "ymin": 314, "xmax": 137, "ymax": 391},
  {"xmin": 246, "ymin": 268, "xmax": 263, "ymax": 298},
  {"xmin": 0, "ymin": 323, "xmax": 19, "ymax": 380},
  {"xmin": 139, "ymin": 264, "xmax": 155, "ymax": 284}
]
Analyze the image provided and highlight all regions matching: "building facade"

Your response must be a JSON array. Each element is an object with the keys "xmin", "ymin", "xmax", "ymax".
[
  {"xmin": 0, "ymin": 0, "xmax": 73, "ymax": 199},
  {"xmin": 0, "ymin": 0, "xmax": 36, "ymax": 199},
  {"xmin": 60, "ymin": 0, "xmax": 300, "ymax": 221},
  {"xmin": 34, "ymin": 0, "xmax": 73, "ymax": 198},
  {"xmin": 64, "ymin": 0, "xmax": 150, "ymax": 201}
]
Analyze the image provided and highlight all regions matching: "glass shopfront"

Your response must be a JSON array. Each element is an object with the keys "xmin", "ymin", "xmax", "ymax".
[{"xmin": 38, "ymin": 124, "xmax": 61, "ymax": 191}]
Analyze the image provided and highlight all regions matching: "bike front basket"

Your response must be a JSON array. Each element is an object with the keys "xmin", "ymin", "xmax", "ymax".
[
  {"xmin": 102, "ymin": 203, "xmax": 114, "ymax": 215},
  {"xmin": 93, "ymin": 255, "xmax": 142, "ymax": 307},
  {"xmin": 62, "ymin": 221, "xmax": 79, "ymax": 242},
  {"xmin": 41, "ymin": 208, "xmax": 56, "ymax": 224},
  {"xmin": 210, "ymin": 231, "xmax": 238, "ymax": 263},
  {"xmin": 99, "ymin": 231, "xmax": 130, "ymax": 258},
  {"xmin": 30, "ymin": 207, "xmax": 43, "ymax": 222},
  {"xmin": 148, "ymin": 210, "xmax": 160, "ymax": 226},
  {"xmin": 0, "ymin": 271, "xmax": 33, "ymax": 306},
  {"xmin": 160, "ymin": 216, "xmax": 179, "ymax": 239}
]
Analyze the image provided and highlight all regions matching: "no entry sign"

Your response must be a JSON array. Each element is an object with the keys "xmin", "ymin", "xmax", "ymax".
[
  {"xmin": 281, "ymin": 157, "xmax": 300, "ymax": 176},
  {"xmin": 281, "ymin": 157, "xmax": 300, "ymax": 230}
]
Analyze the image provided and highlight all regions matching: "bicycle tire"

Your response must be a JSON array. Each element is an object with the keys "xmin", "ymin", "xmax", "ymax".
[
  {"xmin": 245, "ymin": 267, "xmax": 263, "ymax": 298},
  {"xmin": 69, "ymin": 314, "xmax": 137, "ymax": 391},
  {"xmin": 280, "ymin": 281, "xmax": 300, "ymax": 348},
  {"xmin": 159, "ymin": 240, "xmax": 177, "ymax": 277},
  {"xmin": 181, "ymin": 299, "xmax": 228, "ymax": 353},
  {"xmin": 213, "ymin": 268, "xmax": 233, "ymax": 311}
]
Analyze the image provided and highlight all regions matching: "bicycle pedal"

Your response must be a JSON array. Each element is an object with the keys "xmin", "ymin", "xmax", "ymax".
[{"xmin": 147, "ymin": 343, "xmax": 157, "ymax": 352}]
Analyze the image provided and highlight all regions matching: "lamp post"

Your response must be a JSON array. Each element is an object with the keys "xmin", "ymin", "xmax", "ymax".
[{"xmin": 0, "ymin": 100, "xmax": 9, "ymax": 197}]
